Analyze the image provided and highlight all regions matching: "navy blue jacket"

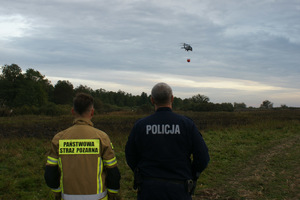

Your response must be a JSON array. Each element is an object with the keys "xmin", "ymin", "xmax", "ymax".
[{"xmin": 125, "ymin": 107, "xmax": 210, "ymax": 181}]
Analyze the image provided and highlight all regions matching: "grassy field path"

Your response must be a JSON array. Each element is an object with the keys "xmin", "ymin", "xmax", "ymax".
[{"xmin": 194, "ymin": 134, "xmax": 300, "ymax": 200}]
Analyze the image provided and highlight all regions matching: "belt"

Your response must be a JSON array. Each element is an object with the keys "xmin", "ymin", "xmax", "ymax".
[{"xmin": 143, "ymin": 176, "xmax": 186, "ymax": 185}]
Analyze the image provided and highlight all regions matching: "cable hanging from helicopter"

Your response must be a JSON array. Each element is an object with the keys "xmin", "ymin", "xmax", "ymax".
[{"xmin": 181, "ymin": 43, "xmax": 192, "ymax": 62}]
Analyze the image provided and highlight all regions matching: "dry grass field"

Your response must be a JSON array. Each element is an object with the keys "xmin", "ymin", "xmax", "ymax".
[{"xmin": 0, "ymin": 110, "xmax": 299, "ymax": 199}]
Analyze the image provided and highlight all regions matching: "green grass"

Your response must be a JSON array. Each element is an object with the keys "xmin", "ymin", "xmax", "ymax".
[
  {"xmin": 0, "ymin": 110, "xmax": 299, "ymax": 200},
  {"xmin": 0, "ymin": 137, "xmax": 52, "ymax": 200},
  {"xmin": 197, "ymin": 120, "xmax": 300, "ymax": 200}
]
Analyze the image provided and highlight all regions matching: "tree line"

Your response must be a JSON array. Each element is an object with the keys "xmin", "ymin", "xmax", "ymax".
[{"xmin": 0, "ymin": 64, "xmax": 289, "ymax": 116}]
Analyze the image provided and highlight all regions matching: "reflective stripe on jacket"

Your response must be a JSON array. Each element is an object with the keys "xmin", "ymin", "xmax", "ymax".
[{"xmin": 46, "ymin": 118, "xmax": 118, "ymax": 199}]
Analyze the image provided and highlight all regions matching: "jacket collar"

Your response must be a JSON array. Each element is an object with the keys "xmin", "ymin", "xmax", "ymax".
[
  {"xmin": 156, "ymin": 107, "xmax": 172, "ymax": 112},
  {"xmin": 73, "ymin": 118, "xmax": 94, "ymax": 127}
]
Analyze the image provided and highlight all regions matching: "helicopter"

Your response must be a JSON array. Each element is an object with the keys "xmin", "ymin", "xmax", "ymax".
[
  {"xmin": 181, "ymin": 43, "xmax": 193, "ymax": 62},
  {"xmin": 181, "ymin": 43, "xmax": 193, "ymax": 51}
]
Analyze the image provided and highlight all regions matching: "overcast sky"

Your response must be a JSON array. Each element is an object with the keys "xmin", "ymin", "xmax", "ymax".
[{"xmin": 1, "ymin": 0, "xmax": 299, "ymax": 107}]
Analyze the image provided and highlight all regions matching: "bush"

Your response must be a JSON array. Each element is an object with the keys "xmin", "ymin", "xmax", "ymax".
[
  {"xmin": 40, "ymin": 103, "xmax": 71, "ymax": 116},
  {"xmin": 136, "ymin": 104, "xmax": 153, "ymax": 114},
  {"xmin": 96, "ymin": 103, "xmax": 123, "ymax": 114},
  {"xmin": 11, "ymin": 103, "xmax": 71, "ymax": 116},
  {"xmin": 14, "ymin": 105, "xmax": 39, "ymax": 115},
  {"xmin": 0, "ymin": 107, "xmax": 13, "ymax": 116}
]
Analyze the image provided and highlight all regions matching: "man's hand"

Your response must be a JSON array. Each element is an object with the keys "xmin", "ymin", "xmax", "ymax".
[
  {"xmin": 54, "ymin": 192, "xmax": 61, "ymax": 200},
  {"xmin": 190, "ymin": 180, "xmax": 197, "ymax": 195}
]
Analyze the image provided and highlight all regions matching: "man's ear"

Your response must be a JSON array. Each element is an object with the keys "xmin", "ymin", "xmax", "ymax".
[
  {"xmin": 71, "ymin": 108, "xmax": 76, "ymax": 115},
  {"xmin": 90, "ymin": 108, "xmax": 94, "ymax": 117},
  {"xmin": 171, "ymin": 95, "xmax": 174, "ymax": 103},
  {"xmin": 150, "ymin": 96, "xmax": 155, "ymax": 105}
]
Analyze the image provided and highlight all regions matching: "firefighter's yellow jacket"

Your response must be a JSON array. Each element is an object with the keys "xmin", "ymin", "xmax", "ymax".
[{"xmin": 45, "ymin": 118, "xmax": 119, "ymax": 200}]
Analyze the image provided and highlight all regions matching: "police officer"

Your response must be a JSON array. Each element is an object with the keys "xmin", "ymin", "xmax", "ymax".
[
  {"xmin": 44, "ymin": 93, "xmax": 121, "ymax": 200},
  {"xmin": 125, "ymin": 82, "xmax": 210, "ymax": 200}
]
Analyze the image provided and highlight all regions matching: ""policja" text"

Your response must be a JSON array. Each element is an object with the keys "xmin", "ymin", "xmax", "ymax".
[{"xmin": 146, "ymin": 124, "xmax": 180, "ymax": 135}]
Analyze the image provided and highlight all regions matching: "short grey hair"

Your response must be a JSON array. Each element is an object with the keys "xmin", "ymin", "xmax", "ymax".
[{"xmin": 151, "ymin": 82, "xmax": 173, "ymax": 105}]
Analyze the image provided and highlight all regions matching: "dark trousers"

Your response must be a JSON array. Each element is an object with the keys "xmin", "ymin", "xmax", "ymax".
[{"xmin": 137, "ymin": 179, "xmax": 192, "ymax": 200}]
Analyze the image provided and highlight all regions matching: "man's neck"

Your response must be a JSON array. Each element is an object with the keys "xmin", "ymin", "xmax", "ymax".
[{"xmin": 154, "ymin": 104, "xmax": 172, "ymax": 111}]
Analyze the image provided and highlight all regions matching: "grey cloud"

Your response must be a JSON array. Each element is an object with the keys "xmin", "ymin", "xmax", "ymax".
[{"xmin": 1, "ymin": 0, "xmax": 299, "ymax": 107}]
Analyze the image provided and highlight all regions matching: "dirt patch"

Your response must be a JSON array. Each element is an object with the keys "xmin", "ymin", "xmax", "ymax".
[{"xmin": 193, "ymin": 188, "xmax": 230, "ymax": 200}]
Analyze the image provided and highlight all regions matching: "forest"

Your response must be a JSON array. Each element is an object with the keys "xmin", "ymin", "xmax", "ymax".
[{"xmin": 0, "ymin": 64, "xmax": 294, "ymax": 116}]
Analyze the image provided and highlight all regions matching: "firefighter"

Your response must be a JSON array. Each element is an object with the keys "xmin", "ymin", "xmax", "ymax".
[
  {"xmin": 125, "ymin": 82, "xmax": 210, "ymax": 200},
  {"xmin": 44, "ymin": 93, "xmax": 121, "ymax": 200}
]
